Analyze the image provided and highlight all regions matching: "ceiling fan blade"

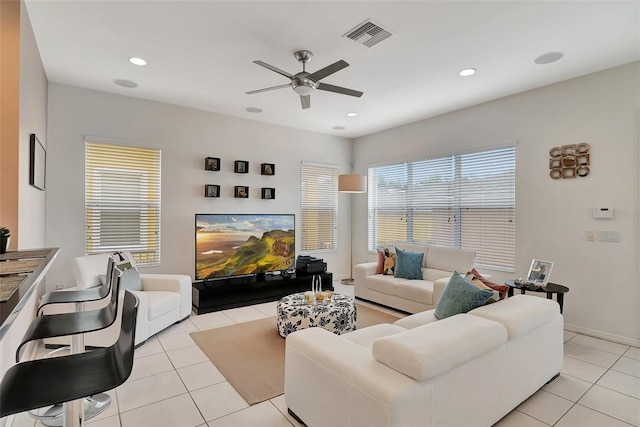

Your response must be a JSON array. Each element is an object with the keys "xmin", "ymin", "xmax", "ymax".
[
  {"xmin": 317, "ymin": 82, "xmax": 363, "ymax": 98},
  {"xmin": 300, "ymin": 95, "xmax": 311, "ymax": 109},
  {"xmin": 246, "ymin": 84, "xmax": 291, "ymax": 95},
  {"xmin": 253, "ymin": 60, "xmax": 293, "ymax": 79},
  {"xmin": 307, "ymin": 60, "xmax": 349, "ymax": 82}
]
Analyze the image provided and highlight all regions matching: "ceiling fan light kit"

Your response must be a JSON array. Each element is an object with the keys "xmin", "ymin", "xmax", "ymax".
[{"xmin": 247, "ymin": 50, "xmax": 363, "ymax": 109}]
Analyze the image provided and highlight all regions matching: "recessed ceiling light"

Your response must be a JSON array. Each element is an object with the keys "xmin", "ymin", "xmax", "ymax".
[
  {"xmin": 346, "ymin": 112, "xmax": 358, "ymax": 117},
  {"xmin": 459, "ymin": 68, "xmax": 477, "ymax": 77},
  {"xmin": 113, "ymin": 79, "xmax": 138, "ymax": 88},
  {"xmin": 332, "ymin": 126, "xmax": 346, "ymax": 131},
  {"xmin": 246, "ymin": 107, "xmax": 263, "ymax": 113},
  {"xmin": 129, "ymin": 57, "xmax": 147, "ymax": 66},
  {"xmin": 534, "ymin": 52, "xmax": 564, "ymax": 65}
]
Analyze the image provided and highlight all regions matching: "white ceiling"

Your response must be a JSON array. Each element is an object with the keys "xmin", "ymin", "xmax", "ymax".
[{"xmin": 24, "ymin": 1, "xmax": 639, "ymax": 139}]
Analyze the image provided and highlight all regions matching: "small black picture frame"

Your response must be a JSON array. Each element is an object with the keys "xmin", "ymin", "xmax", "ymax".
[
  {"xmin": 205, "ymin": 157, "xmax": 220, "ymax": 171},
  {"xmin": 261, "ymin": 187, "xmax": 275, "ymax": 199},
  {"xmin": 204, "ymin": 184, "xmax": 220, "ymax": 198},
  {"xmin": 261, "ymin": 163, "xmax": 275, "ymax": 176},
  {"xmin": 30, "ymin": 134, "xmax": 46, "ymax": 191},
  {"xmin": 234, "ymin": 160, "xmax": 249, "ymax": 174},
  {"xmin": 234, "ymin": 186, "xmax": 249, "ymax": 198}
]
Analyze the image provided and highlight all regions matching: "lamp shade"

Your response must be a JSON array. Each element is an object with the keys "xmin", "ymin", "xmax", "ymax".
[{"xmin": 338, "ymin": 174, "xmax": 367, "ymax": 193}]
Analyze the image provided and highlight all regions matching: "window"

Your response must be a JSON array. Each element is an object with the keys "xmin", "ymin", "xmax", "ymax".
[
  {"xmin": 368, "ymin": 146, "xmax": 515, "ymax": 271},
  {"xmin": 85, "ymin": 141, "xmax": 161, "ymax": 264},
  {"xmin": 301, "ymin": 163, "xmax": 338, "ymax": 251}
]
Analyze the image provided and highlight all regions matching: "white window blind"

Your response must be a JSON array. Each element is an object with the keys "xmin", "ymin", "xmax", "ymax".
[
  {"xmin": 368, "ymin": 146, "xmax": 515, "ymax": 270},
  {"xmin": 301, "ymin": 163, "xmax": 338, "ymax": 251},
  {"xmin": 85, "ymin": 141, "xmax": 161, "ymax": 264}
]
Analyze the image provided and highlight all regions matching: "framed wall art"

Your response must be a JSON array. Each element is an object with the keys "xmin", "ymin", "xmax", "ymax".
[
  {"xmin": 204, "ymin": 184, "xmax": 220, "ymax": 198},
  {"xmin": 550, "ymin": 143, "xmax": 590, "ymax": 179},
  {"xmin": 29, "ymin": 133, "xmax": 46, "ymax": 191},
  {"xmin": 234, "ymin": 160, "xmax": 249, "ymax": 174},
  {"xmin": 261, "ymin": 163, "xmax": 275, "ymax": 176},
  {"xmin": 261, "ymin": 187, "xmax": 275, "ymax": 199},
  {"xmin": 205, "ymin": 157, "xmax": 220, "ymax": 171},
  {"xmin": 234, "ymin": 186, "xmax": 249, "ymax": 198}
]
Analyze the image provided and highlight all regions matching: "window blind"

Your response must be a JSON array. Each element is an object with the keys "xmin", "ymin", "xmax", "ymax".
[
  {"xmin": 85, "ymin": 141, "xmax": 161, "ymax": 264},
  {"xmin": 368, "ymin": 146, "xmax": 515, "ymax": 270},
  {"xmin": 301, "ymin": 163, "xmax": 338, "ymax": 251}
]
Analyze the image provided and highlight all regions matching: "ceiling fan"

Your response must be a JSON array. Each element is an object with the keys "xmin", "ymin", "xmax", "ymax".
[{"xmin": 246, "ymin": 50, "xmax": 363, "ymax": 109}]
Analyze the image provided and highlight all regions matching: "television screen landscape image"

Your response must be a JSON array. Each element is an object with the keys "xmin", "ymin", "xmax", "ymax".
[{"xmin": 195, "ymin": 214, "xmax": 295, "ymax": 280}]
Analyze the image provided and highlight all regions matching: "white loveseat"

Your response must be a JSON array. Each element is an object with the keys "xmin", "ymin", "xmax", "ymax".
[
  {"xmin": 46, "ymin": 253, "xmax": 192, "ymax": 346},
  {"xmin": 354, "ymin": 243, "xmax": 476, "ymax": 313},
  {"xmin": 285, "ymin": 295, "xmax": 563, "ymax": 427}
]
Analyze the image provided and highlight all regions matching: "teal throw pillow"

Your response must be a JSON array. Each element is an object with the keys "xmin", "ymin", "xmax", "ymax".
[
  {"xmin": 394, "ymin": 248, "xmax": 424, "ymax": 280},
  {"xmin": 121, "ymin": 267, "xmax": 143, "ymax": 292},
  {"xmin": 434, "ymin": 271, "xmax": 494, "ymax": 320}
]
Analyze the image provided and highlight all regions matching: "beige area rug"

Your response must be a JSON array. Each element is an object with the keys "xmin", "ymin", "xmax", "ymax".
[{"xmin": 190, "ymin": 304, "xmax": 399, "ymax": 405}]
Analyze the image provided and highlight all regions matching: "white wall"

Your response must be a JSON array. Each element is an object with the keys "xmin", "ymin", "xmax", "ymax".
[
  {"xmin": 45, "ymin": 84, "xmax": 353, "ymax": 288},
  {"xmin": 353, "ymin": 62, "xmax": 640, "ymax": 346},
  {"xmin": 18, "ymin": 0, "xmax": 47, "ymax": 249}
]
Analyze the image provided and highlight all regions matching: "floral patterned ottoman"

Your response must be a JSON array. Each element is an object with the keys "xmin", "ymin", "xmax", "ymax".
[{"xmin": 277, "ymin": 293, "xmax": 357, "ymax": 337}]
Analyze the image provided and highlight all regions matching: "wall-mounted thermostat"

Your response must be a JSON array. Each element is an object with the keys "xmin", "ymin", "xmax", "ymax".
[{"xmin": 592, "ymin": 207, "xmax": 614, "ymax": 219}]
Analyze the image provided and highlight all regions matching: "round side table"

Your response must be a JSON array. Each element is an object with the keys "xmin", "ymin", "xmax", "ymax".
[
  {"xmin": 276, "ymin": 293, "xmax": 356, "ymax": 337},
  {"xmin": 504, "ymin": 280, "xmax": 569, "ymax": 314}
]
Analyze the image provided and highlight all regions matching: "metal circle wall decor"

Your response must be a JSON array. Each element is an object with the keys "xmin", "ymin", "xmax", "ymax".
[{"xmin": 549, "ymin": 143, "xmax": 590, "ymax": 179}]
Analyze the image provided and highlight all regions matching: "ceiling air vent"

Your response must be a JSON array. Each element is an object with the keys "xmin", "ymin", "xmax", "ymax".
[{"xmin": 344, "ymin": 19, "xmax": 392, "ymax": 48}]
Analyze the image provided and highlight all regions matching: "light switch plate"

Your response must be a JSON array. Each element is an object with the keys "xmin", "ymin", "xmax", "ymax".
[{"xmin": 598, "ymin": 230, "xmax": 620, "ymax": 242}]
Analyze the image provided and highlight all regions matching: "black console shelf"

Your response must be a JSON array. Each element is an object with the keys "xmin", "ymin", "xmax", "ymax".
[{"xmin": 192, "ymin": 272, "xmax": 333, "ymax": 314}]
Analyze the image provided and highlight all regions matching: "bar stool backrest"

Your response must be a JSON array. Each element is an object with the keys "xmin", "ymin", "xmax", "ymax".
[
  {"xmin": 71, "ymin": 253, "xmax": 112, "ymax": 290},
  {"xmin": 15, "ymin": 258, "xmax": 122, "ymax": 362},
  {"xmin": 37, "ymin": 256, "xmax": 117, "ymax": 316}
]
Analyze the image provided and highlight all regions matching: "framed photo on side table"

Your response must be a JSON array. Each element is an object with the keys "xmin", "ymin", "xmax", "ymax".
[{"xmin": 527, "ymin": 259, "xmax": 553, "ymax": 287}]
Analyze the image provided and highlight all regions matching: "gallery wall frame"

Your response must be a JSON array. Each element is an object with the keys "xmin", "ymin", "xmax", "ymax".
[
  {"xmin": 234, "ymin": 186, "xmax": 249, "ymax": 198},
  {"xmin": 205, "ymin": 157, "xmax": 220, "ymax": 171},
  {"xmin": 204, "ymin": 184, "xmax": 220, "ymax": 198},
  {"xmin": 234, "ymin": 160, "xmax": 249, "ymax": 174},
  {"xmin": 261, "ymin": 187, "xmax": 275, "ymax": 199},
  {"xmin": 261, "ymin": 163, "xmax": 275, "ymax": 176},
  {"xmin": 29, "ymin": 133, "xmax": 46, "ymax": 190}
]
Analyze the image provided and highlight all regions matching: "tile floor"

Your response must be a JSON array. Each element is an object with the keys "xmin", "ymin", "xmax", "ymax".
[{"xmin": 12, "ymin": 283, "xmax": 640, "ymax": 427}]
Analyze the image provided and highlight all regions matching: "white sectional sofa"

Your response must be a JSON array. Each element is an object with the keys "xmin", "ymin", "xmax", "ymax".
[
  {"xmin": 354, "ymin": 243, "xmax": 476, "ymax": 313},
  {"xmin": 285, "ymin": 295, "xmax": 563, "ymax": 427}
]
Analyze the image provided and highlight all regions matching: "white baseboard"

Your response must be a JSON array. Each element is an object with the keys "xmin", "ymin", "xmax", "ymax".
[{"xmin": 564, "ymin": 322, "xmax": 640, "ymax": 347}]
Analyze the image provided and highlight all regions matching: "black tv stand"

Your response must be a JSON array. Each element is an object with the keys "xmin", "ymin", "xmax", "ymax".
[{"xmin": 191, "ymin": 272, "xmax": 333, "ymax": 314}]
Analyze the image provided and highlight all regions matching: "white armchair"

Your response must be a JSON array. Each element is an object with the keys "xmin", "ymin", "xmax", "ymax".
[{"xmin": 47, "ymin": 253, "xmax": 192, "ymax": 347}]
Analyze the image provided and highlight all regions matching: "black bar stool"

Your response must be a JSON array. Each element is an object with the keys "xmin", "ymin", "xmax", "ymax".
[
  {"xmin": 0, "ymin": 290, "xmax": 139, "ymax": 427},
  {"xmin": 15, "ymin": 258, "xmax": 120, "ymax": 426},
  {"xmin": 16, "ymin": 257, "xmax": 120, "ymax": 361},
  {"xmin": 37, "ymin": 257, "xmax": 114, "ymax": 316}
]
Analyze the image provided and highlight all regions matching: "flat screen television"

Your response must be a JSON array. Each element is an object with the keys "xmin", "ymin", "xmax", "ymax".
[{"xmin": 195, "ymin": 214, "xmax": 295, "ymax": 280}]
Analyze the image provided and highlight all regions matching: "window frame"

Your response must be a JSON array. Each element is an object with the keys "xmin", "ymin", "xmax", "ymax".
[
  {"xmin": 367, "ymin": 145, "xmax": 516, "ymax": 271},
  {"xmin": 300, "ymin": 162, "xmax": 339, "ymax": 252},
  {"xmin": 84, "ymin": 140, "xmax": 161, "ymax": 265}
]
